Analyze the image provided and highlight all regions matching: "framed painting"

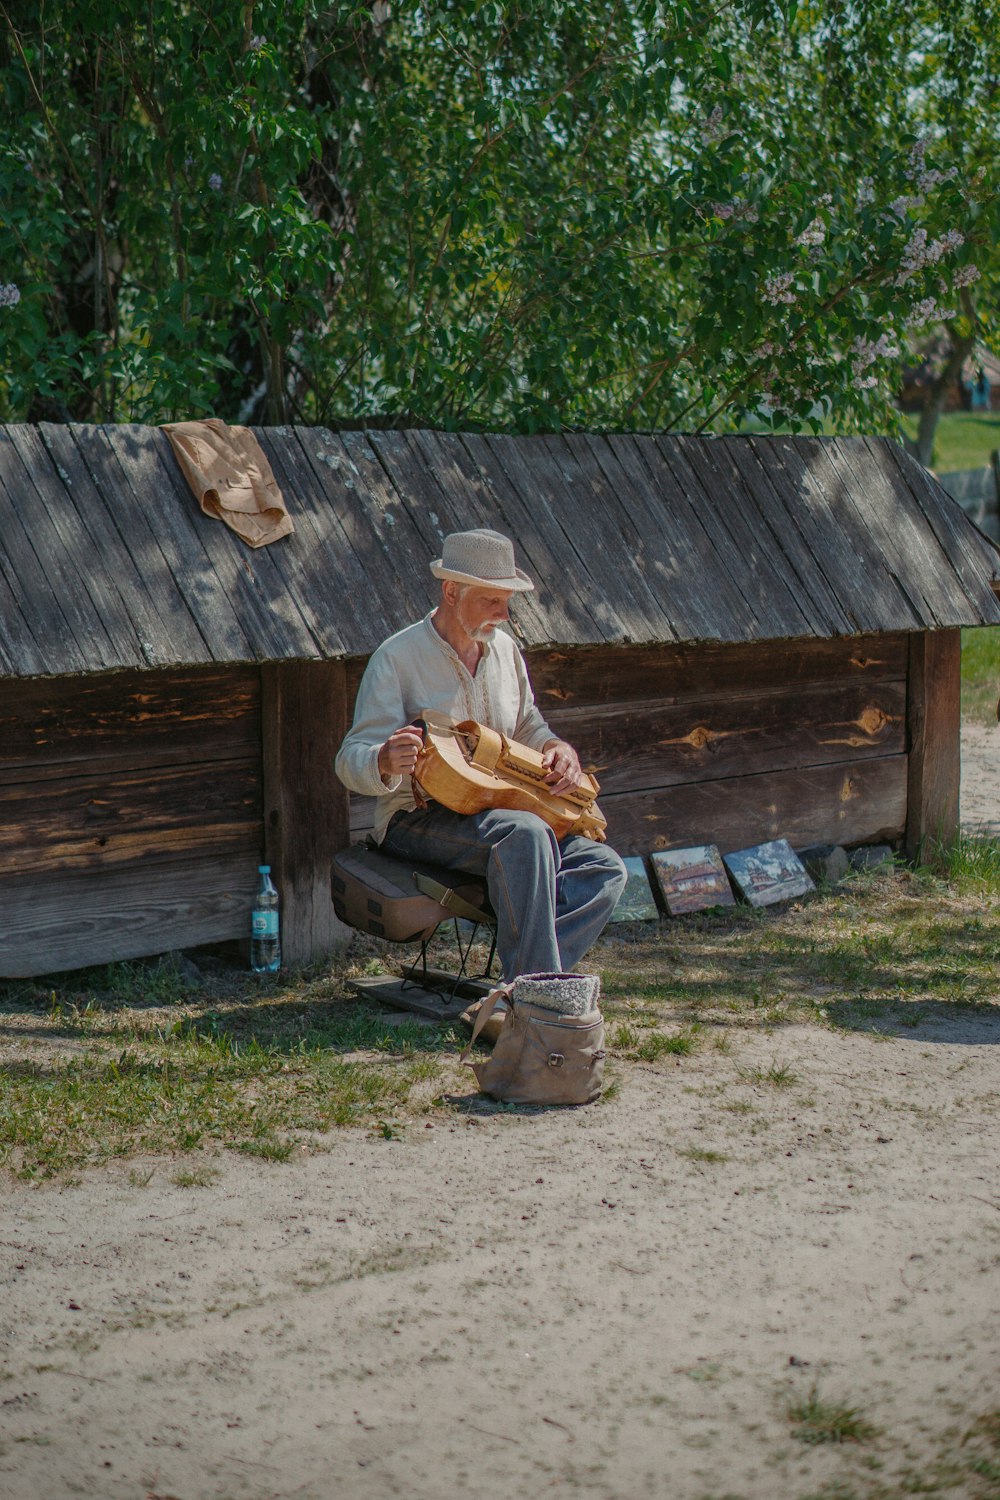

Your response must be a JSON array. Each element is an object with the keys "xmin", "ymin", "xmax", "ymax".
[
  {"xmin": 610, "ymin": 855, "xmax": 660, "ymax": 922},
  {"xmin": 651, "ymin": 845, "xmax": 736, "ymax": 915},
  {"xmin": 723, "ymin": 839, "xmax": 815, "ymax": 906}
]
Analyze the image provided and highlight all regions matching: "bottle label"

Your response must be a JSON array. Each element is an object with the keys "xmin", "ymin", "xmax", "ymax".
[{"xmin": 252, "ymin": 911, "xmax": 279, "ymax": 937}]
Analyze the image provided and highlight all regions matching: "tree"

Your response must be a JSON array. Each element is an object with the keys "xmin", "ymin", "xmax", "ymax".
[
  {"xmin": 0, "ymin": 1, "xmax": 995, "ymax": 436},
  {"xmin": 722, "ymin": 0, "xmax": 998, "ymax": 466}
]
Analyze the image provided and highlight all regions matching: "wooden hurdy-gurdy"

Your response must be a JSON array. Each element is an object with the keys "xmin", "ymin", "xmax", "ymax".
[{"xmin": 413, "ymin": 712, "xmax": 607, "ymax": 843}]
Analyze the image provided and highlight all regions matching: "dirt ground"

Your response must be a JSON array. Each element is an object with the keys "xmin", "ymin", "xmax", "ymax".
[{"xmin": 2, "ymin": 723, "xmax": 998, "ymax": 1500}]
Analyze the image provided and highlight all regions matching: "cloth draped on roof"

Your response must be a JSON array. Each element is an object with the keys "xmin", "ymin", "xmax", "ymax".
[{"xmin": 162, "ymin": 418, "xmax": 294, "ymax": 548}]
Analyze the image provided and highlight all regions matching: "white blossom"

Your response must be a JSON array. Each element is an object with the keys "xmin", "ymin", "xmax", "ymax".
[
  {"xmin": 906, "ymin": 137, "xmax": 928, "ymax": 177},
  {"xmin": 700, "ymin": 105, "xmax": 725, "ymax": 145},
  {"xmin": 954, "ymin": 263, "xmax": 981, "ymax": 288},
  {"xmin": 916, "ymin": 166, "xmax": 954, "ymax": 193},
  {"xmin": 851, "ymin": 333, "xmax": 900, "ymax": 379},
  {"xmin": 896, "ymin": 227, "xmax": 964, "ymax": 284},
  {"xmin": 856, "ymin": 177, "xmax": 875, "ymax": 209},
  {"xmin": 889, "ymin": 194, "xmax": 923, "ymax": 219},
  {"xmin": 907, "ymin": 297, "xmax": 942, "ymax": 326},
  {"xmin": 0, "ymin": 282, "xmax": 21, "ymax": 307},
  {"xmin": 708, "ymin": 197, "xmax": 758, "ymax": 224},
  {"xmin": 762, "ymin": 271, "xmax": 796, "ymax": 305},
  {"xmin": 795, "ymin": 218, "xmax": 826, "ymax": 249}
]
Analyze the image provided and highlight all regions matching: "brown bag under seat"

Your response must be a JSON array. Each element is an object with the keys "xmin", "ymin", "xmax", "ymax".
[{"xmin": 330, "ymin": 843, "xmax": 493, "ymax": 944}]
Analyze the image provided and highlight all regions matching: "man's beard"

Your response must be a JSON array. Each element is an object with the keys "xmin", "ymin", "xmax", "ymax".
[{"xmin": 469, "ymin": 621, "xmax": 504, "ymax": 642}]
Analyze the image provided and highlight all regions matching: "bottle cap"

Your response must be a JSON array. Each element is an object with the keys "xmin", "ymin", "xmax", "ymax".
[{"xmin": 258, "ymin": 864, "xmax": 270, "ymax": 873}]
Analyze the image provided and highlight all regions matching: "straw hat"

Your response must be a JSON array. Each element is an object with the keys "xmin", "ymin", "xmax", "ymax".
[{"xmin": 430, "ymin": 528, "xmax": 534, "ymax": 592}]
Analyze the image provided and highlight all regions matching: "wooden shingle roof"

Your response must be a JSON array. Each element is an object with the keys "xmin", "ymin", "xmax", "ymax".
[{"xmin": 1, "ymin": 423, "xmax": 998, "ymax": 678}]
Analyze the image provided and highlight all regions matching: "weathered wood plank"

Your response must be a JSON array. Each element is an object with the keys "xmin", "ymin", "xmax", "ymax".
[
  {"xmin": 475, "ymin": 433, "xmax": 607, "ymax": 643},
  {"xmin": 905, "ymin": 629, "xmax": 961, "ymax": 857},
  {"xmin": 808, "ymin": 438, "xmax": 933, "ymax": 625},
  {"xmin": 0, "ymin": 760, "xmax": 261, "ymax": 877},
  {"xmin": 525, "ymin": 634, "xmax": 909, "ymax": 708},
  {"xmin": 0, "ymin": 538, "xmax": 39, "ymax": 676},
  {"xmin": 652, "ymin": 436, "xmax": 778, "ymax": 641},
  {"xmin": 377, "ymin": 428, "xmax": 468, "ymax": 538},
  {"xmin": 8, "ymin": 424, "xmax": 138, "ymax": 669},
  {"xmin": 71, "ymin": 425, "xmax": 215, "ymax": 663},
  {"xmin": 823, "ymin": 438, "xmax": 954, "ymax": 628},
  {"xmin": 1, "ymin": 854, "xmax": 258, "ymax": 978},
  {"xmin": 338, "ymin": 429, "xmax": 443, "ymax": 630},
  {"xmin": 261, "ymin": 660, "xmax": 352, "ymax": 962},
  {"xmin": 603, "ymin": 433, "xmax": 739, "ymax": 642},
  {"xmin": 0, "ymin": 429, "xmax": 88, "ymax": 675},
  {"xmin": 277, "ymin": 428, "xmax": 425, "ymax": 647},
  {"xmin": 601, "ymin": 754, "xmax": 908, "ymax": 858},
  {"xmin": 881, "ymin": 440, "xmax": 1000, "ymax": 623},
  {"xmin": 725, "ymin": 438, "xmax": 858, "ymax": 635},
  {"xmin": 42, "ymin": 424, "xmax": 181, "ymax": 670},
  {"xmin": 545, "ymin": 678, "xmax": 907, "ymax": 794},
  {"xmin": 0, "ymin": 666, "xmax": 260, "ymax": 781},
  {"xmin": 570, "ymin": 434, "xmax": 679, "ymax": 645},
  {"xmin": 672, "ymin": 436, "xmax": 818, "ymax": 638},
  {"xmin": 778, "ymin": 437, "xmax": 921, "ymax": 631},
  {"xmin": 533, "ymin": 434, "xmax": 671, "ymax": 642},
  {"xmin": 241, "ymin": 428, "xmax": 355, "ymax": 658}
]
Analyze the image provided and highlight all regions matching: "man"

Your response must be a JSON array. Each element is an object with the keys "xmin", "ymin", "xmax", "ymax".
[{"xmin": 335, "ymin": 528, "xmax": 627, "ymax": 981}]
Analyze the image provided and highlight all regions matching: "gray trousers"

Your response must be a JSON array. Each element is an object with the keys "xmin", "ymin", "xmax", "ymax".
[{"xmin": 382, "ymin": 804, "xmax": 627, "ymax": 981}]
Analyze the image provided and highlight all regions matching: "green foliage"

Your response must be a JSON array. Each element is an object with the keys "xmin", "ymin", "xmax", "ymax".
[{"xmin": 0, "ymin": 1, "xmax": 997, "ymax": 430}]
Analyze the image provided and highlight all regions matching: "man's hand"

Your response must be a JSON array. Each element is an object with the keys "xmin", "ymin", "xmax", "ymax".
[
  {"xmin": 541, "ymin": 738, "xmax": 583, "ymax": 798},
  {"xmin": 378, "ymin": 724, "xmax": 424, "ymax": 784}
]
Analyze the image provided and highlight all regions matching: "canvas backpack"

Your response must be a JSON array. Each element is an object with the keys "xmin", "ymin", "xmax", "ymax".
[{"xmin": 461, "ymin": 972, "xmax": 606, "ymax": 1107}]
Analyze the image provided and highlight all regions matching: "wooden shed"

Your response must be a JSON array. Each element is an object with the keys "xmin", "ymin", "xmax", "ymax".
[{"xmin": 2, "ymin": 423, "xmax": 998, "ymax": 979}]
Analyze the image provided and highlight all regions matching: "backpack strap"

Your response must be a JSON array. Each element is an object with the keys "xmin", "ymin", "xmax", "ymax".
[
  {"xmin": 412, "ymin": 873, "xmax": 492, "ymax": 926},
  {"xmin": 459, "ymin": 983, "xmax": 512, "ymax": 1064}
]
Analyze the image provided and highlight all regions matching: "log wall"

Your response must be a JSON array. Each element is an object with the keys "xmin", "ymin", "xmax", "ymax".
[
  {"xmin": 1, "ymin": 666, "xmax": 262, "ymax": 977},
  {"xmin": 347, "ymin": 632, "xmax": 912, "ymax": 856},
  {"xmin": 1, "ymin": 661, "xmax": 350, "ymax": 979},
  {"xmin": 1, "ymin": 625, "xmax": 958, "ymax": 978}
]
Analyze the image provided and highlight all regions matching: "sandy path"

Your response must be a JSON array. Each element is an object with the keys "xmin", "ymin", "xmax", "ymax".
[
  {"xmin": 1, "ymin": 727, "xmax": 998, "ymax": 1500},
  {"xmin": 962, "ymin": 719, "xmax": 999, "ymax": 834},
  {"xmin": 3, "ymin": 1016, "xmax": 1000, "ymax": 1500}
]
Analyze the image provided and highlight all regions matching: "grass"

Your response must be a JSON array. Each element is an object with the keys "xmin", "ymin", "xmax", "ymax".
[
  {"xmin": 737, "ymin": 1060, "xmax": 799, "ymax": 1088},
  {"xmin": 787, "ymin": 1385, "xmax": 880, "ymax": 1446},
  {"xmin": 962, "ymin": 626, "xmax": 1000, "ymax": 725},
  {"xmin": 795, "ymin": 1407, "xmax": 1000, "ymax": 1499},
  {"xmin": 1, "ymin": 838, "xmax": 997, "ymax": 1181},
  {"xmin": 0, "ymin": 950, "xmax": 467, "ymax": 1180},
  {"xmin": 898, "ymin": 410, "xmax": 1000, "ymax": 472}
]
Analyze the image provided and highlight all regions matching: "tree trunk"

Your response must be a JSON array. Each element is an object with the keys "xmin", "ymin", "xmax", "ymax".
[{"xmin": 903, "ymin": 292, "xmax": 979, "ymax": 470}]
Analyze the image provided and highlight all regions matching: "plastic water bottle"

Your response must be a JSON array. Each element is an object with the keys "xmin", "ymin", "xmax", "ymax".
[{"xmin": 250, "ymin": 865, "xmax": 281, "ymax": 973}]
